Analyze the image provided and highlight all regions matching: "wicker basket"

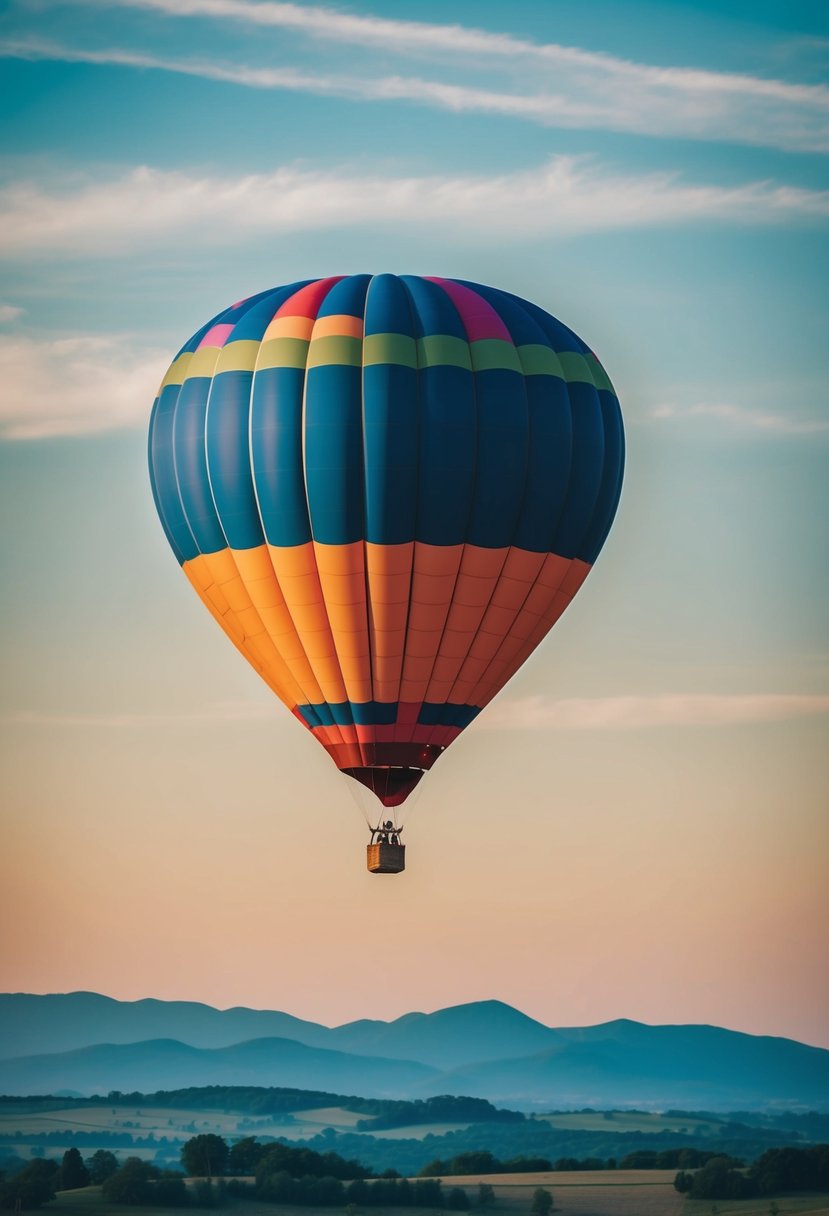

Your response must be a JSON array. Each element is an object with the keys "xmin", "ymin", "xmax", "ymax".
[{"xmin": 366, "ymin": 843, "xmax": 406, "ymax": 874}]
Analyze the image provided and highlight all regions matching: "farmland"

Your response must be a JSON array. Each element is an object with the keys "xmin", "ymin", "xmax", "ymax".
[{"xmin": 40, "ymin": 1173, "xmax": 829, "ymax": 1216}]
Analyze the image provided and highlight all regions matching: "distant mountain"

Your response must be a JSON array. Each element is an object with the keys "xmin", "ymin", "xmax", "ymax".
[
  {"xmin": 328, "ymin": 1001, "xmax": 560, "ymax": 1068},
  {"xmin": 0, "ymin": 992, "xmax": 332, "ymax": 1060},
  {"xmin": 0, "ymin": 1036, "xmax": 437, "ymax": 1099},
  {"xmin": 0, "ymin": 994, "xmax": 557, "ymax": 1069},
  {"xmin": 1, "ymin": 993, "xmax": 827, "ymax": 1109},
  {"xmin": 426, "ymin": 1020, "xmax": 829, "ymax": 1109}
]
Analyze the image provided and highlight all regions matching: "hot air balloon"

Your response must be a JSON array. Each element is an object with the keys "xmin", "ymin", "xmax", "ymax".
[{"xmin": 148, "ymin": 275, "xmax": 624, "ymax": 873}]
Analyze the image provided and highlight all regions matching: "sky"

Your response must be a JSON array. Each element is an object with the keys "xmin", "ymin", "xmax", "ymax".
[{"xmin": 1, "ymin": 0, "xmax": 828, "ymax": 1052}]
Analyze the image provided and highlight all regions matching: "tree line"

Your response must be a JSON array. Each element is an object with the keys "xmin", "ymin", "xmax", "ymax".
[{"xmin": 674, "ymin": 1145, "xmax": 829, "ymax": 1200}]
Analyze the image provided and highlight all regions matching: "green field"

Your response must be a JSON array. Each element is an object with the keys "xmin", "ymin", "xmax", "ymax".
[
  {"xmin": 45, "ymin": 1175, "xmax": 829, "ymax": 1216},
  {"xmin": 533, "ymin": 1111, "xmax": 722, "ymax": 1136},
  {"xmin": 0, "ymin": 1101, "xmax": 473, "ymax": 1154}
]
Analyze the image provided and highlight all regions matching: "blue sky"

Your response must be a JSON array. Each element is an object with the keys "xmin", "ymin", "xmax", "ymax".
[{"xmin": 1, "ymin": 0, "xmax": 828, "ymax": 1046}]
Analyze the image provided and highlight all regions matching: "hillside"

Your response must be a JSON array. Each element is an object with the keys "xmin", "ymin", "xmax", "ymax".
[{"xmin": 2, "ymin": 994, "xmax": 828, "ymax": 1109}]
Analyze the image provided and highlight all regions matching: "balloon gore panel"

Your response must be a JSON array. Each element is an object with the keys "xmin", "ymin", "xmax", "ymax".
[{"xmin": 149, "ymin": 275, "xmax": 624, "ymax": 806}]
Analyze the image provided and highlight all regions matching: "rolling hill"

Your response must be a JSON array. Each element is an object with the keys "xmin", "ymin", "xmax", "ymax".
[{"xmin": 1, "ymin": 993, "xmax": 827, "ymax": 1109}]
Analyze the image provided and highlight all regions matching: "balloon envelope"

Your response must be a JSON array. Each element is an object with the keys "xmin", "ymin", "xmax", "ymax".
[{"xmin": 149, "ymin": 275, "xmax": 624, "ymax": 805}]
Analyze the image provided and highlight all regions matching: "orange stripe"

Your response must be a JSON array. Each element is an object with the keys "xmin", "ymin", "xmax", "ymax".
[
  {"xmin": 399, "ymin": 542, "xmax": 463, "ymax": 703},
  {"xmin": 268, "ymin": 542, "xmax": 348, "ymax": 707},
  {"xmin": 182, "ymin": 553, "xmax": 303, "ymax": 710},
  {"xmin": 311, "ymin": 313, "xmax": 364, "ymax": 339},
  {"xmin": 313, "ymin": 541, "xmax": 372, "ymax": 707},
  {"xmin": 471, "ymin": 559, "xmax": 592, "ymax": 707},
  {"xmin": 365, "ymin": 541, "xmax": 414, "ymax": 703}
]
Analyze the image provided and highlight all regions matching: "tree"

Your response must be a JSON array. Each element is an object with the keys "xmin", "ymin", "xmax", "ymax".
[
  {"xmin": 86, "ymin": 1149, "xmax": 118, "ymax": 1185},
  {"xmin": 448, "ymin": 1187, "xmax": 470, "ymax": 1210},
  {"xmin": 182, "ymin": 1133, "xmax": 229, "ymax": 1179},
  {"xmin": 478, "ymin": 1183, "xmax": 495, "ymax": 1208},
  {"xmin": 102, "ymin": 1157, "xmax": 158, "ymax": 1205},
  {"xmin": 228, "ymin": 1137, "xmax": 266, "ymax": 1175},
  {"xmin": 0, "ymin": 1159, "xmax": 58, "ymax": 1211},
  {"xmin": 530, "ymin": 1188, "xmax": 553, "ymax": 1216},
  {"xmin": 59, "ymin": 1147, "xmax": 89, "ymax": 1191}
]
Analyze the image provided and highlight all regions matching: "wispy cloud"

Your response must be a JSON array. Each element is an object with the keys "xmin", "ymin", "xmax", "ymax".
[
  {"xmin": 4, "ymin": 701, "xmax": 274, "ymax": 727},
  {"xmin": 20, "ymin": 0, "xmax": 829, "ymax": 152},
  {"xmin": 483, "ymin": 693, "xmax": 829, "ymax": 731},
  {"xmin": 652, "ymin": 402, "xmax": 829, "ymax": 435},
  {"xmin": 1, "ymin": 157, "xmax": 826, "ymax": 264},
  {"xmin": 0, "ymin": 334, "xmax": 168, "ymax": 439},
  {"xmin": 9, "ymin": 694, "xmax": 829, "ymax": 731},
  {"xmin": 0, "ymin": 303, "xmax": 24, "ymax": 323}
]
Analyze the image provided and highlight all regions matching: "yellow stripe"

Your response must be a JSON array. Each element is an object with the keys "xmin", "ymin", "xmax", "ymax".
[
  {"xmin": 214, "ymin": 340, "xmax": 260, "ymax": 374},
  {"xmin": 158, "ymin": 352, "xmax": 192, "ymax": 391},
  {"xmin": 183, "ymin": 346, "xmax": 222, "ymax": 381}
]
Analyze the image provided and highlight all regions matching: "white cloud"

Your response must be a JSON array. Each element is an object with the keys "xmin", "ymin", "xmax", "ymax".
[
  {"xmin": 0, "ymin": 303, "xmax": 24, "ymax": 323},
  {"xmin": 1, "ymin": 157, "xmax": 826, "ymax": 262},
  {"xmin": 652, "ymin": 402, "xmax": 829, "ymax": 435},
  {"xmin": 5, "ymin": 701, "xmax": 273, "ymax": 726},
  {"xmin": 0, "ymin": 333, "xmax": 168, "ymax": 439},
  {"xmin": 482, "ymin": 693, "xmax": 829, "ymax": 731},
  {"xmin": 20, "ymin": 0, "xmax": 829, "ymax": 152}
]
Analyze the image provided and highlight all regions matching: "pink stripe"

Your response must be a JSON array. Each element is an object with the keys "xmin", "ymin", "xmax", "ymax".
[
  {"xmin": 197, "ymin": 323, "xmax": 235, "ymax": 349},
  {"xmin": 427, "ymin": 278, "xmax": 512, "ymax": 343}
]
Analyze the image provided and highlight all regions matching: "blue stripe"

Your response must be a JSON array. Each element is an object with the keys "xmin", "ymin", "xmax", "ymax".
[
  {"xmin": 172, "ymin": 376, "xmax": 226, "ymax": 555},
  {"xmin": 204, "ymin": 371, "xmax": 264, "ymax": 551},
  {"xmin": 513, "ymin": 372, "xmax": 573, "ymax": 553},
  {"xmin": 296, "ymin": 701, "xmax": 399, "ymax": 727},
  {"xmin": 550, "ymin": 381, "xmax": 605, "ymax": 560},
  {"xmin": 316, "ymin": 274, "xmax": 371, "ymax": 318},
  {"xmin": 466, "ymin": 367, "xmax": 529, "ymax": 549},
  {"xmin": 364, "ymin": 272, "xmax": 415, "ymax": 335},
  {"xmin": 148, "ymin": 384, "xmax": 199, "ymax": 563},
  {"xmin": 401, "ymin": 275, "xmax": 468, "ymax": 339},
  {"xmin": 416, "ymin": 366, "xmax": 476, "ymax": 545},
  {"xmin": 304, "ymin": 363, "xmax": 364, "ymax": 546},
  {"xmin": 579, "ymin": 390, "xmax": 625, "ymax": 563},
  {"xmin": 418, "ymin": 702, "xmax": 481, "ymax": 728},
  {"xmin": 363, "ymin": 273, "xmax": 418, "ymax": 546},
  {"xmin": 504, "ymin": 292, "xmax": 591, "ymax": 355},
  {"xmin": 250, "ymin": 366, "xmax": 312, "ymax": 547}
]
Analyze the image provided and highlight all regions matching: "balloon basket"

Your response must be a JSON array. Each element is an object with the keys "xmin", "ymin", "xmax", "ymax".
[{"xmin": 367, "ymin": 843, "xmax": 406, "ymax": 874}]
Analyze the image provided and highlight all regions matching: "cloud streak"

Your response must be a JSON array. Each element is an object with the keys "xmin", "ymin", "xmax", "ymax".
[
  {"xmin": 651, "ymin": 402, "xmax": 829, "ymax": 436},
  {"xmin": 0, "ymin": 333, "xmax": 168, "ymax": 439},
  {"xmin": 21, "ymin": 0, "xmax": 829, "ymax": 152},
  {"xmin": 9, "ymin": 694, "xmax": 829, "ymax": 731},
  {"xmin": 483, "ymin": 693, "xmax": 829, "ymax": 731},
  {"xmin": 1, "ymin": 157, "xmax": 826, "ymax": 264}
]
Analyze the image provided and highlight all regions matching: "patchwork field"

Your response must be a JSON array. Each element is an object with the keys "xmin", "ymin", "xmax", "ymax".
[
  {"xmin": 0, "ymin": 1099, "xmax": 477, "ymax": 1156},
  {"xmin": 532, "ymin": 1111, "xmax": 722, "ymax": 1136},
  {"xmin": 45, "ymin": 1175, "xmax": 829, "ymax": 1216}
]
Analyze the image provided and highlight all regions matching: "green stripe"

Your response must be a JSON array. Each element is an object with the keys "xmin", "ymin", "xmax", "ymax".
[
  {"xmin": 306, "ymin": 334, "xmax": 362, "ymax": 369},
  {"xmin": 363, "ymin": 333, "xmax": 417, "ymax": 368},
  {"xmin": 586, "ymin": 355, "xmax": 616, "ymax": 394},
  {"xmin": 469, "ymin": 339, "xmax": 522, "ymax": 373},
  {"xmin": 416, "ymin": 335, "xmax": 472, "ymax": 370},
  {"xmin": 256, "ymin": 337, "xmax": 309, "ymax": 371},
  {"xmin": 516, "ymin": 344, "xmax": 565, "ymax": 378},
  {"xmin": 558, "ymin": 351, "xmax": 599, "ymax": 386}
]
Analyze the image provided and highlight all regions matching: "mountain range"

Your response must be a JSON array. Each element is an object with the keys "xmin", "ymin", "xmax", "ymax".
[{"xmin": 1, "ymin": 992, "xmax": 827, "ymax": 1110}]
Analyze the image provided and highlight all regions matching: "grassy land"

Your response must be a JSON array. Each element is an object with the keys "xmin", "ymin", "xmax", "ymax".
[
  {"xmin": 0, "ymin": 1101, "xmax": 472, "ymax": 1153},
  {"xmin": 532, "ymin": 1112, "xmax": 722, "ymax": 1137},
  {"xmin": 45, "ymin": 1176, "xmax": 829, "ymax": 1216}
]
